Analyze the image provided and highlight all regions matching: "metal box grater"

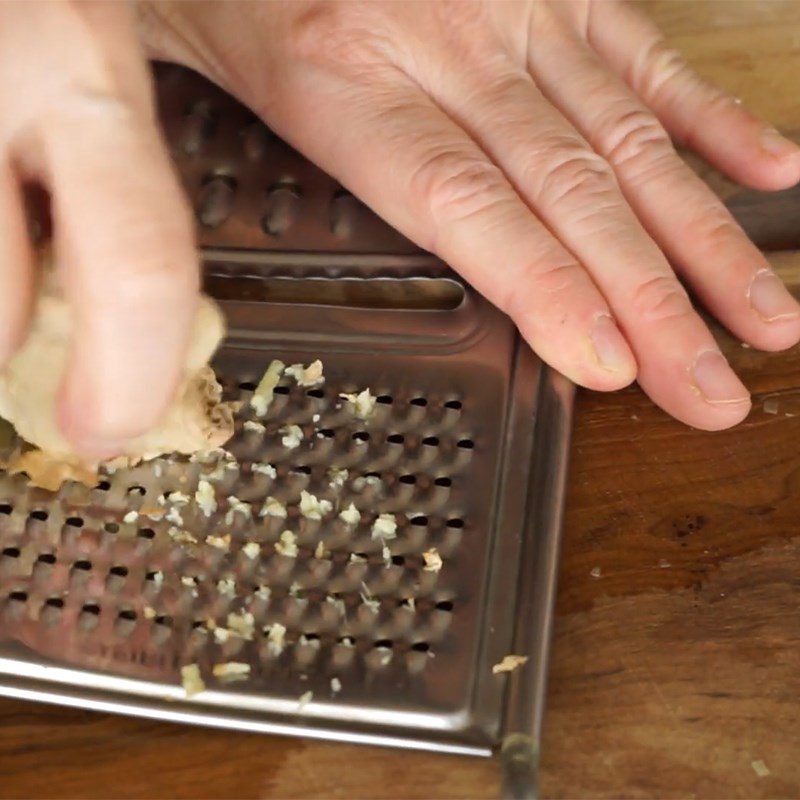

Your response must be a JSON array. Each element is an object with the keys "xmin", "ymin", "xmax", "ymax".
[{"xmin": 0, "ymin": 66, "xmax": 573, "ymax": 799}]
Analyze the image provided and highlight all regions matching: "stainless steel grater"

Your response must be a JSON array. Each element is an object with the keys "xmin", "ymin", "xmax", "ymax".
[{"xmin": 0, "ymin": 65, "xmax": 573, "ymax": 800}]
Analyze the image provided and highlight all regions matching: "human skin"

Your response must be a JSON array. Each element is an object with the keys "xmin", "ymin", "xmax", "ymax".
[{"xmin": 1, "ymin": 0, "xmax": 799, "ymax": 459}]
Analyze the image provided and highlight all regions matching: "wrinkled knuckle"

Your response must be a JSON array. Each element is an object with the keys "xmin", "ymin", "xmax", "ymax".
[
  {"xmin": 288, "ymin": 1, "xmax": 386, "ymax": 71},
  {"xmin": 530, "ymin": 260, "xmax": 585, "ymax": 297},
  {"xmin": 410, "ymin": 150, "xmax": 507, "ymax": 225},
  {"xmin": 630, "ymin": 274, "xmax": 693, "ymax": 323},
  {"xmin": 685, "ymin": 209, "xmax": 740, "ymax": 247},
  {"xmin": 537, "ymin": 149, "xmax": 616, "ymax": 207},
  {"xmin": 602, "ymin": 109, "xmax": 673, "ymax": 169},
  {"xmin": 636, "ymin": 42, "xmax": 689, "ymax": 103}
]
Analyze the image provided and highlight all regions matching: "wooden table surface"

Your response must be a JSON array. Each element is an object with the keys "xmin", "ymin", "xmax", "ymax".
[{"xmin": 2, "ymin": 2, "xmax": 800, "ymax": 798}]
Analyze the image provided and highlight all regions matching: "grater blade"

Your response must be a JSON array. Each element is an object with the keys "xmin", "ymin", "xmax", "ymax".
[{"xmin": 0, "ymin": 66, "xmax": 573, "ymax": 776}]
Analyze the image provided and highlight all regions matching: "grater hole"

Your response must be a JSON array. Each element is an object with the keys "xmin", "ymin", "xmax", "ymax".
[
  {"xmin": 386, "ymin": 434, "xmax": 404, "ymax": 445},
  {"xmin": 435, "ymin": 600, "xmax": 454, "ymax": 612},
  {"xmin": 376, "ymin": 395, "xmax": 393, "ymax": 405},
  {"xmin": 191, "ymin": 620, "xmax": 205, "ymax": 630},
  {"xmin": 1, "ymin": 547, "xmax": 20, "ymax": 558},
  {"xmin": 457, "ymin": 438, "xmax": 475, "ymax": 450},
  {"xmin": 421, "ymin": 436, "xmax": 439, "ymax": 447},
  {"xmin": 434, "ymin": 477, "xmax": 452, "ymax": 488},
  {"xmin": 73, "ymin": 560, "xmax": 92, "ymax": 572},
  {"xmin": 127, "ymin": 485, "xmax": 147, "ymax": 497},
  {"xmin": 238, "ymin": 381, "xmax": 257, "ymax": 391},
  {"xmin": 302, "ymin": 632, "xmax": 320, "ymax": 642},
  {"xmin": 273, "ymin": 385, "xmax": 290, "ymax": 395},
  {"xmin": 118, "ymin": 609, "xmax": 137, "ymax": 621},
  {"xmin": 155, "ymin": 615, "xmax": 173, "ymax": 627},
  {"xmin": 319, "ymin": 428, "xmax": 335, "ymax": 439},
  {"xmin": 410, "ymin": 397, "xmax": 428, "ymax": 407},
  {"xmin": 145, "ymin": 571, "xmax": 160, "ymax": 583},
  {"xmin": 409, "ymin": 515, "xmax": 428, "ymax": 526},
  {"xmin": 81, "ymin": 603, "xmax": 100, "ymax": 616},
  {"xmin": 374, "ymin": 639, "xmax": 394, "ymax": 649},
  {"xmin": 398, "ymin": 474, "xmax": 416, "ymax": 485},
  {"xmin": 66, "ymin": 516, "xmax": 84, "ymax": 528},
  {"xmin": 446, "ymin": 518, "xmax": 465, "ymax": 529},
  {"xmin": 292, "ymin": 465, "xmax": 312, "ymax": 475},
  {"xmin": 391, "ymin": 555, "xmax": 405, "ymax": 567},
  {"xmin": 411, "ymin": 641, "xmax": 431, "ymax": 652},
  {"xmin": 352, "ymin": 431, "xmax": 370, "ymax": 443},
  {"xmin": 29, "ymin": 510, "xmax": 48, "ymax": 521},
  {"xmin": 137, "ymin": 528, "xmax": 155, "ymax": 540},
  {"xmin": 8, "ymin": 591, "xmax": 28, "ymax": 602},
  {"xmin": 444, "ymin": 399, "xmax": 463, "ymax": 410},
  {"xmin": 109, "ymin": 565, "xmax": 129, "ymax": 577},
  {"xmin": 306, "ymin": 389, "xmax": 324, "ymax": 399},
  {"xmin": 37, "ymin": 553, "xmax": 56, "ymax": 565},
  {"xmin": 0, "ymin": 504, "xmax": 12, "ymax": 515},
  {"xmin": 104, "ymin": 522, "xmax": 120, "ymax": 534},
  {"xmin": 95, "ymin": 481, "xmax": 111, "ymax": 492},
  {"xmin": 45, "ymin": 597, "xmax": 64, "ymax": 609}
]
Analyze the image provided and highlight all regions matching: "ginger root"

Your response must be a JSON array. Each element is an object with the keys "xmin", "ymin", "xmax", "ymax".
[{"xmin": 0, "ymin": 259, "xmax": 234, "ymax": 490}]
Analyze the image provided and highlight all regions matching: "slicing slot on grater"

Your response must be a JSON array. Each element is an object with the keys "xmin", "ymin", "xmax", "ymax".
[{"xmin": 0, "ymin": 66, "xmax": 574, "ymax": 795}]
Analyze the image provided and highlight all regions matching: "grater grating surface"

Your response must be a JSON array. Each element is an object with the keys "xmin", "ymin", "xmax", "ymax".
[{"xmin": 0, "ymin": 66, "xmax": 573, "ymax": 773}]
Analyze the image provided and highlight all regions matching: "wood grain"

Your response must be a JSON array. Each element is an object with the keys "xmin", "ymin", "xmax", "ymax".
[{"xmin": 2, "ymin": 2, "xmax": 800, "ymax": 798}]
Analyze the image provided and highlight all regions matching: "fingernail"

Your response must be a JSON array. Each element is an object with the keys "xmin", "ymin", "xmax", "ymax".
[
  {"xmin": 749, "ymin": 269, "xmax": 800, "ymax": 322},
  {"xmin": 690, "ymin": 349, "xmax": 749, "ymax": 405},
  {"xmin": 590, "ymin": 314, "xmax": 632, "ymax": 372},
  {"xmin": 759, "ymin": 127, "xmax": 799, "ymax": 160}
]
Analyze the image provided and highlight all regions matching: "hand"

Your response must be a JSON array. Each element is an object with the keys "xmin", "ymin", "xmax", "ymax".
[
  {"xmin": 139, "ymin": 0, "xmax": 800, "ymax": 431},
  {"xmin": 0, "ymin": 1, "xmax": 199, "ymax": 457}
]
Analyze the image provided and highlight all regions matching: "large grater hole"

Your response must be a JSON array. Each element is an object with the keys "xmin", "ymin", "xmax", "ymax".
[
  {"xmin": 409, "ymin": 516, "xmax": 428, "ymax": 526},
  {"xmin": 410, "ymin": 397, "xmax": 428, "ymax": 407},
  {"xmin": 73, "ymin": 560, "xmax": 92, "ymax": 572},
  {"xmin": 1, "ymin": 547, "xmax": 20, "ymax": 559},
  {"xmin": 238, "ymin": 381, "xmax": 257, "ymax": 391},
  {"xmin": 273, "ymin": 385, "xmax": 290, "ymax": 395},
  {"xmin": 81, "ymin": 603, "xmax": 100, "ymax": 616},
  {"xmin": 109, "ymin": 566, "xmax": 129, "ymax": 578},
  {"xmin": 318, "ymin": 428, "xmax": 335, "ymax": 439},
  {"xmin": 391, "ymin": 555, "xmax": 406, "ymax": 567},
  {"xmin": 398, "ymin": 474, "xmax": 416, "ymax": 486},
  {"xmin": 411, "ymin": 641, "xmax": 431, "ymax": 652},
  {"xmin": 436, "ymin": 600, "xmax": 454, "ymax": 612},
  {"xmin": 457, "ymin": 438, "xmax": 475, "ymax": 450},
  {"xmin": 65, "ymin": 516, "xmax": 84, "ymax": 528},
  {"xmin": 376, "ymin": 395, "xmax": 393, "ymax": 405},
  {"xmin": 95, "ymin": 481, "xmax": 111, "ymax": 492},
  {"xmin": 434, "ymin": 477, "xmax": 452, "ymax": 487},
  {"xmin": 446, "ymin": 518, "xmax": 465, "ymax": 529},
  {"xmin": 352, "ymin": 432, "xmax": 370, "ymax": 443},
  {"xmin": 444, "ymin": 399, "xmax": 463, "ymax": 410},
  {"xmin": 292, "ymin": 465, "xmax": 312, "ymax": 475},
  {"xmin": 8, "ymin": 591, "xmax": 28, "ymax": 602},
  {"xmin": 137, "ymin": 528, "xmax": 155, "ymax": 540},
  {"xmin": 45, "ymin": 597, "xmax": 64, "ymax": 609},
  {"xmin": 155, "ymin": 615, "xmax": 173, "ymax": 627},
  {"xmin": 127, "ymin": 485, "xmax": 147, "ymax": 497},
  {"xmin": 29, "ymin": 510, "xmax": 48, "ymax": 522},
  {"xmin": 306, "ymin": 389, "xmax": 324, "ymax": 399},
  {"xmin": 37, "ymin": 553, "xmax": 56, "ymax": 565},
  {"xmin": 104, "ymin": 522, "xmax": 120, "ymax": 534},
  {"xmin": 0, "ymin": 504, "xmax": 12, "ymax": 515},
  {"xmin": 374, "ymin": 639, "xmax": 394, "ymax": 649},
  {"xmin": 386, "ymin": 433, "xmax": 404, "ymax": 444},
  {"xmin": 421, "ymin": 436, "xmax": 440, "ymax": 447}
]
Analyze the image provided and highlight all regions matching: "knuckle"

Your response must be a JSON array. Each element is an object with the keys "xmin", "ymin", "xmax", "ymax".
[
  {"xmin": 630, "ymin": 273, "xmax": 693, "ymax": 324},
  {"xmin": 632, "ymin": 40, "xmax": 689, "ymax": 103},
  {"xmin": 529, "ymin": 260, "xmax": 585, "ymax": 296},
  {"xmin": 535, "ymin": 148, "xmax": 616, "ymax": 207},
  {"xmin": 287, "ymin": 1, "xmax": 388, "ymax": 71},
  {"xmin": 409, "ymin": 148, "xmax": 508, "ymax": 225},
  {"xmin": 601, "ymin": 108, "xmax": 673, "ymax": 169}
]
